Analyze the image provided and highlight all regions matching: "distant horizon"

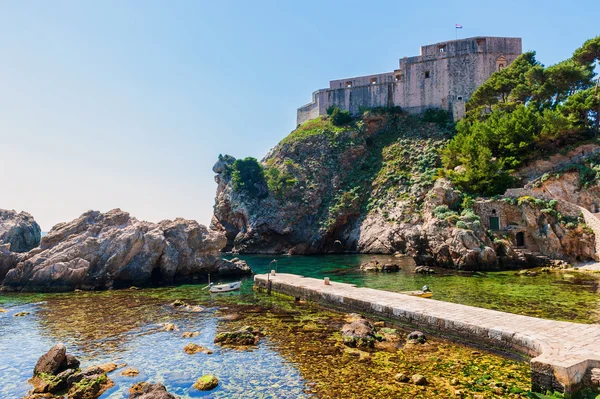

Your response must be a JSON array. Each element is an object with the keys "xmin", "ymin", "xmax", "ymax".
[{"xmin": 1, "ymin": 1, "xmax": 598, "ymax": 231}]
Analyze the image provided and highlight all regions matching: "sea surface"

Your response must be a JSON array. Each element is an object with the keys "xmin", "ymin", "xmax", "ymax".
[{"xmin": 1, "ymin": 254, "xmax": 598, "ymax": 398}]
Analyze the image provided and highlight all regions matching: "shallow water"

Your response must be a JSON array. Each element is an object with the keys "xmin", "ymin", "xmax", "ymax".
[{"xmin": 1, "ymin": 254, "xmax": 598, "ymax": 398}]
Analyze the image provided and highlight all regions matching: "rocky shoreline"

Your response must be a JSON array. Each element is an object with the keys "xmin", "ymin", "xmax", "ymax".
[{"xmin": 0, "ymin": 208, "xmax": 250, "ymax": 292}]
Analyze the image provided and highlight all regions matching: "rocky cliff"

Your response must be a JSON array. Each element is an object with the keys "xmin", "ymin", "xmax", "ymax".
[
  {"xmin": 1, "ymin": 209, "xmax": 250, "ymax": 292},
  {"xmin": 212, "ymin": 110, "xmax": 597, "ymax": 269},
  {"xmin": 0, "ymin": 209, "xmax": 41, "ymax": 252}
]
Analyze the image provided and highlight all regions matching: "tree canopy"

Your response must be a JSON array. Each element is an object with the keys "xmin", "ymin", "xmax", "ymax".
[{"xmin": 443, "ymin": 36, "xmax": 600, "ymax": 195}]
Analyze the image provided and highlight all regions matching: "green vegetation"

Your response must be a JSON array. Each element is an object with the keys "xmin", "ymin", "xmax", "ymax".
[
  {"xmin": 327, "ymin": 105, "xmax": 353, "ymax": 126},
  {"xmin": 280, "ymin": 116, "xmax": 351, "ymax": 146},
  {"xmin": 443, "ymin": 37, "xmax": 600, "ymax": 195},
  {"xmin": 264, "ymin": 166, "xmax": 298, "ymax": 197},
  {"xmin": 231, "ymin": 157, "xmax": 267, "ymax": 198}
]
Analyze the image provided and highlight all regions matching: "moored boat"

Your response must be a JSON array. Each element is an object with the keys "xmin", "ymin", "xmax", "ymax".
[
  {"xmin": 400, "ymin": 290, "xmax": 433, "ymax": 298},
  {"xmin": 209, "ymin": 281, "xmax": 241, "ymax": 293}
]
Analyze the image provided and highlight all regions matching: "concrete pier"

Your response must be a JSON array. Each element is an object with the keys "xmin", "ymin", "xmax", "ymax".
[{"xmin": 255, "ymin": 273, "xmax": 600, "ymax": 394}]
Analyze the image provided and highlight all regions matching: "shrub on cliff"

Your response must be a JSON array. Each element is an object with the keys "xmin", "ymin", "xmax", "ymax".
[
  {"xmin": 231, "ymin": 157, "xmax": 268, "ymax": 198},
  {"xmin": 327, "ymin": 105, "xmax": 352, "ymax": 126},
  {"xmin": 265, "ymin": 167, "xmax": 298, "ymax": 197}
]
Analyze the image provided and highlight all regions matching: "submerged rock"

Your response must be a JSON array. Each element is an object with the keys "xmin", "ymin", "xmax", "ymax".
[
  {"xmin": 121, "ymin": 368, "xmax": 139, "ymax": 377},
  {"xmin": 181, "ymin": 331, "xmax": 200, "ymax": 338},
  {"xmin": 193, "ymin": 375, "xmax": 219, "ymax": 391},
  {"xmin": 359, "ymin": 260, "xmax": 400, "ymax": 272},
  {"xmin": 128, "ymin": 382, "xmax": 178, "ymax": 399},
  {"xmin": 183, "ymin": 343, "xmax": 213, "ymax": 355},
  {"xmin": 214, "ymin": 326, "xmax": 261, "ymax": 346},
  {"xmin": 0, "ymin": 209, "xmax": 41, "ymax": 253},
  {"xmin": 414, "ymin": 266, "xmax": 435, "ymax": 274},
  {"xmin": 1, "ymin": 209, "xmax": 251, "ymax": 292},
  {"xmin": 14, "ymin": 311, "xmax": 30, "ymax": 317},
  {"xmin": 95, "ymin": 362, "xmax": 118, "ymax": 373}
]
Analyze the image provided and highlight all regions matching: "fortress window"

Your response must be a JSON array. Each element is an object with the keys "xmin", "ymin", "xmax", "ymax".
[
  {"xmin": 496, "ymin": 56, "xmax": 507, "ymax": 72},
  {"xmin": 395, "ymin": 74, "xmax": 404, "ymax": 82},
  {"xmin": 439, "ymin": 45, "xmax": 446, "ymax": 53},
  {"xmin": 346, "ymin": 81, "xmax": 352, "ymax": 88},
  {"xmin": 457, "ymin": 96, "xmax": 463, "ymax": 101},
  {"xmin": 370, "ymin": 78, "xmax": 377, "ymax": 85},
  {"xmin": 424, "ymin": 71, "xmax": 430, "ymax": 79}
]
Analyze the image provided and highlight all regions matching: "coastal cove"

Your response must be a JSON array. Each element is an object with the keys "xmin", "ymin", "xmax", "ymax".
[{"xmin": 2, "ymin": 255, "xmax": 599, "ymax": 398}]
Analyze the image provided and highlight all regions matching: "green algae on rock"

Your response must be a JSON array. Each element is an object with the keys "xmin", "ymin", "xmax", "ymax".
[{"xmin": 193, "ymin": 374, "xmax": 219, "ymax": 391}]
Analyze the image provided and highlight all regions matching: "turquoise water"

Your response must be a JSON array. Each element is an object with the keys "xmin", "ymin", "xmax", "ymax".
[{"xmin": 1, "ymin": 254, "xmax": 599, "ymax": 398}]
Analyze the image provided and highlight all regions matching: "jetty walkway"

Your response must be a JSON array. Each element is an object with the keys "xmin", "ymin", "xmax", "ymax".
[{"xmin": 255, "ymin": 273, "xmax": 600, "ymax": 394}]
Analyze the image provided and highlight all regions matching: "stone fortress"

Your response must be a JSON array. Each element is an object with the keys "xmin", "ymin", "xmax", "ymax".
[{"xmin": 297, "ymin": 36, "xmax": 522, "ymax": 124}]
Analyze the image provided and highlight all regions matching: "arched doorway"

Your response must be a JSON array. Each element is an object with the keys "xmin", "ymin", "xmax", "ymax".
[{"xmin": 516, "ymin": 232, "xmax": 525, "ymax": 247}]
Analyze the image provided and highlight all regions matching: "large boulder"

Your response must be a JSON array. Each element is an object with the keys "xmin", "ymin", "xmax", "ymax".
[
  {"xmin": 33, "ymin": 343, "xmax": 67, "ymax": 375},
  {"xmin": 0, "ymin": 209, "xmax": 41, "ymax": 253},
  {"xmin": 27, "ymin": 344, "xmax": 113, "ymax": 399},
  {"xmin": 1, "ymin": 209, "xmax": 251, "ymax": 292}
]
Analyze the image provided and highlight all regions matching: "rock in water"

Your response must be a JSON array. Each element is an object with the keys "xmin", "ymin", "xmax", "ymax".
[
  {"xmin": 34, "ymin": 343, "xmax": 67, "ymax": 375},
  {"xmin": 184, "ymin": 343, "xmax": 213, "ymax": 355},
  {"xmin": 193, "ymin": 375, "xmax": 219, "ymax": 391},
  {"xmin": 406, "ymin": 331, "xmax": 427, "ymax": 345},
  {"xmin": 359, "ymin": 260, "xmax": 400, "ymax": 272},
  {"xmin": 214, "ymin": 326, "xmax": 261, "ymax": 346},
  {"xmin": 128, "ymin": 382, "xmax": 178, "ymax": 398},
  {"xmin": 0, "ymin": 209, "xmax": 41, "ymax": 253},
  {"xmin": 120, "ymin": 368, "xmax": 139, "ymax": 377},
  {"xmin": 27, "ymin": 344, "xmax": 113, "ymax": 399},
  {"xmin": 411, "ymin": 374, "xmax": 427, "ymax": 385},
  {"xmin": 1, "ymin": 209, "xmax": 251, "ymax": 292},
  {"xmin": 341, "ymin": 314, "xmax": 376, "ymax": 348}
]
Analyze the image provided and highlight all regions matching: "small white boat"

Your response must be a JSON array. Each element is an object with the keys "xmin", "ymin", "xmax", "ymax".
[{"xmin": 209, "ymin": 281, "xmax": 241, "ymax": 293}]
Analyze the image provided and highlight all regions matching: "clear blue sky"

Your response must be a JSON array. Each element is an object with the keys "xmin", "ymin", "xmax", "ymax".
[{"xmin": 0, "ymin": 1, "xmax": 597, "ymax": 231}]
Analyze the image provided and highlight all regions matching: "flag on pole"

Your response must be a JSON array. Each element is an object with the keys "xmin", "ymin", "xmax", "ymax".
[{"xmin": 455, "ymin": 24, "xmax": 463, "ymax": 29}]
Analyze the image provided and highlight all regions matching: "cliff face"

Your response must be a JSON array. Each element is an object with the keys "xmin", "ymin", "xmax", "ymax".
[
  {"xmin": 213, "ymin": 112, "xmax": 449, "ymax": 254},
  {"xmin": 212, "ymin": 110, "xmax": 597, "ymax": 269}
]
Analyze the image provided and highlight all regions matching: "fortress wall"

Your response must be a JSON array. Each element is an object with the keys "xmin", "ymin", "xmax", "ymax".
[
  {"xmin": 330, "ymin": 72, "xmax": 395, "ymax": 89},
  {"xmin": 296, "ymin": 37, "xmax": 523, "ymax": 125},
  {"xmin": 322, "ymin": 83, "xmax": 395, "ymax": 115}
]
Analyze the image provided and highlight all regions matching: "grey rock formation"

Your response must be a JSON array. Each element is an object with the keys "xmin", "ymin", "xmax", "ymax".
[
  {"xmin": 0, "ymin": 244, "xmax": 24, "ymax": 281},
  {"xmin": 0, "ymin": 209, "xmax": 41, "ymax": 252},
  {"xmin": 1, "ymin": 209, "xmax": 250, "ymax": 292}
]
